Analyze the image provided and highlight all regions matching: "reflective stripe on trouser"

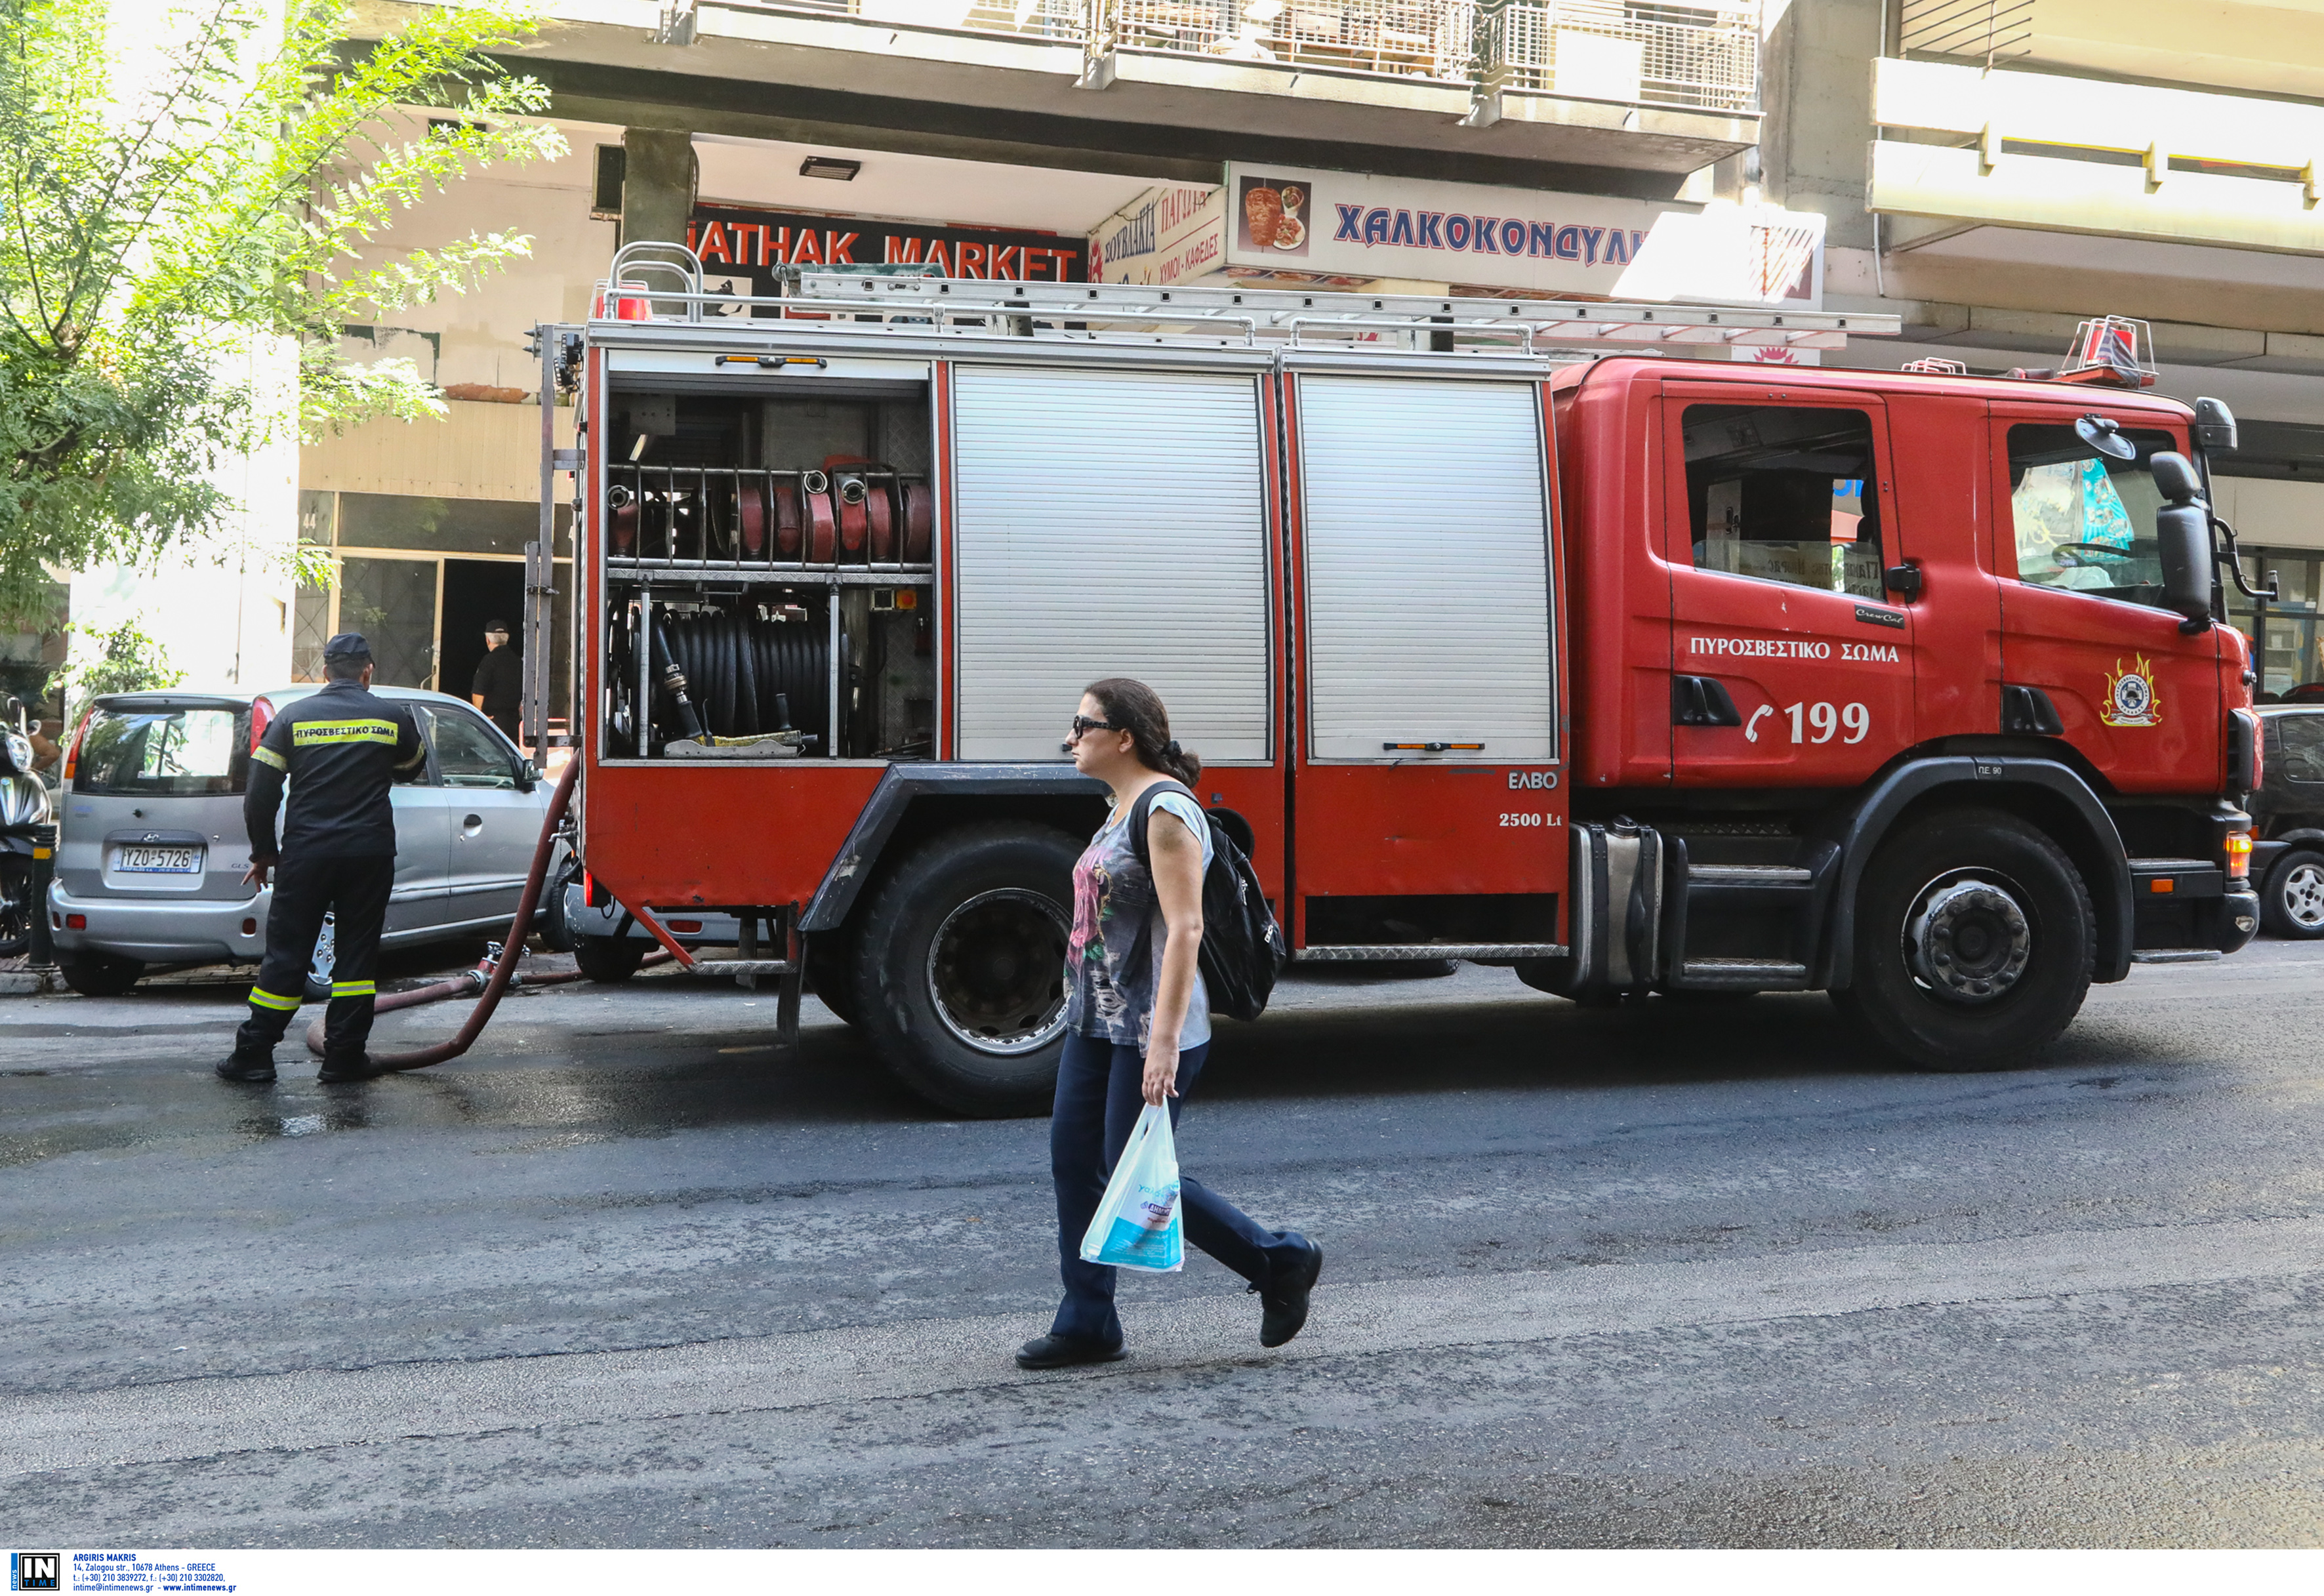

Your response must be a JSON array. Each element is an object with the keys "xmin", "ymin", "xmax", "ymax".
[{"xmin": 236, "ymin": 853, "xmax": 395, "ymax": 1064}]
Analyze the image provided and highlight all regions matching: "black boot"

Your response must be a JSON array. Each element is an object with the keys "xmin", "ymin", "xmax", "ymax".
[
  {"xmin": 1014, "ymin": 1334, "xmax": 1127, "ymax": 1370},
  {"xmin": 1257, "ymin": 1238, "xmax": 1324, "ymax": 1349},
  {"xmin": 214, "ymin": 1049, "xmax": 276, "ymax": 1084},
  {"xmin": 317, "ymin": 1054, "xmax": 388, "ymax": 1084}
]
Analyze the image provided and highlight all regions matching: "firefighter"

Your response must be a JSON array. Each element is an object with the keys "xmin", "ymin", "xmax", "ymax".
[{"xmin": 216, "ymin": 634, "xmax": 427, "ymax": 1085}]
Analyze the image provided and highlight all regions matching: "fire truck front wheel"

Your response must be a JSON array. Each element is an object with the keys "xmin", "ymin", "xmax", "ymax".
[
  {"xmin": 851, "ymin": 824, "xmax": 1079, "ymax": 1117},
  {"xmin": 1834, "ymin": 808, "xmax": 2094, "ymax": 1071}
]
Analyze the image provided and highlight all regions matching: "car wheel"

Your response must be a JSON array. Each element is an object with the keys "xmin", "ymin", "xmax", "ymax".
[
  {"xmin": 573, "ymin": 933, "xmax": 646, "ymax": 983},
  {"xmin": 302, "ymin": 913, "xmax": 336, "ymax": 1004},
  {"xmin": 0, "ymin": 853, "xmax": 31, "ymax": 959},
  {"xmin": 2260, "ymin": 848, "xmax": 2324, "ymax": 939},
  {"xmin": 535, "ymin": 859, "xmax": 579, "ymax": 953},
  {"xmin": 58, "ymin": 952, "xmax": 146, "ymax": 998},
  {"xmin": 850, "ymin": 823, "xmax": 1078, "ymax": 1118},
  {"xmin": 804, "ymin": 929, "xmax": 857, "ymax": 1027},
  {"xmin": 1833, "ymin": 806, "xmax": 2093, "ymax": 1072}
]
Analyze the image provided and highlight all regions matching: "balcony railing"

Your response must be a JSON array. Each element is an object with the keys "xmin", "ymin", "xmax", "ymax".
[
  {"xmin": 1479, "ymin": 0, "xmax": 1757, "ymax": 112},
  {"xmin": 704, "ymin": 0, "xmax": 1760, "ymax": 113}
]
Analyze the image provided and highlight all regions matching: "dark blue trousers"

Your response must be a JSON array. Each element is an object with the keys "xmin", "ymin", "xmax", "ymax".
[{"xmin": 1049, "ymin": 1031, "xmax": 1309, "ymax": 1348}]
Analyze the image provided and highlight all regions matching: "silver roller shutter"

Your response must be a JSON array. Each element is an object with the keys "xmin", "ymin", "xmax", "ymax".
[
  {"xmin": 1297, "ymin": 376, "xmax": 1556, "ymax": 762},
  {"xmin": 952, "ymin": 365, "xmax": 1273, "ymax": 762}
]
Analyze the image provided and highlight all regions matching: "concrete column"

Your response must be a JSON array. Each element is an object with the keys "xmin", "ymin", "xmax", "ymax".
[
  {"xmin": 1759, "ymin": 0, "xmax": 1883, "ymax": 251},
  {"xmin": 619, "ymin": 128, "xmax": 697, "ymax": 249}
]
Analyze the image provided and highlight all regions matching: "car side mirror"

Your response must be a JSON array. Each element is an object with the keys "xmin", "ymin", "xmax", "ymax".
[
  {"xmin": 517, "ymin": 758, "xmax": 539, "ymax": 791},
  {"xmin": 2150, "ymin": 451, "xmax": 2213, "ymax": 629}
]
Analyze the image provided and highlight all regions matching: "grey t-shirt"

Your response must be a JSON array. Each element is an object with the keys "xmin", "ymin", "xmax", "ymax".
[{"xmin": 1063, "ymin": 788, "xmax": 1213, "ymax": 1052}]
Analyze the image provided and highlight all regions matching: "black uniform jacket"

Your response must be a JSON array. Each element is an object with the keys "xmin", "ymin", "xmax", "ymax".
[{"xmin": 244, "ymin": 681, "xmax": 427, "ymax": 864}]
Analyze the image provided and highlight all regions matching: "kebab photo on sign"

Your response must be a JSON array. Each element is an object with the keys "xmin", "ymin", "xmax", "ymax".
[{"xmin": 1238, "ymin": 175, "xmax": 1309, "ymax": 257}]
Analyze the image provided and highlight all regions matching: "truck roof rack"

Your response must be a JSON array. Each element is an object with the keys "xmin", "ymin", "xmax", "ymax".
[{"xmin": 587, "ymin": 245, "xmax": 1899, "ymax": 354}]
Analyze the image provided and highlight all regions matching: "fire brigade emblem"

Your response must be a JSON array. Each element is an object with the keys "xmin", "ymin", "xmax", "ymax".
[{"xmin": 2100, "ymin": 655, "xmax": 2161, "ymax": 727}]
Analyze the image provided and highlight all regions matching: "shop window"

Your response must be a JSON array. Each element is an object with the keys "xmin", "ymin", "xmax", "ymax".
[
  {"xmin": 338, "ymin": 494, "xmax": 567, "ymax": 556},
  {"xmin": 2005, "ymin": 423, "xmax": 2177, "ymax": 609},
  {"xmin": 1681, "ymin": 404, "xmax": 1885, "ymax": 599},
  {"xmin": 338, "ymin": 558, "xmax": 439, "ymax": 689}
]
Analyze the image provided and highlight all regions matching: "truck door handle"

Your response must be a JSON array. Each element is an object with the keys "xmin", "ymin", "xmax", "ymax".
[
  {"xmin": 1381, "ymin": 741, "xmax": 1485, "ymax": 752},
  {"xmin": 1671, "ymin": 675, "xmax": 1743, "ymax": 727},
  {"xmin": 1884, "ymin": 563, "xmax": 1923, "ymax": 601},
  {"xmin": 1999, "ymin": 685, "xmax": 2064, "ymax": 736}
]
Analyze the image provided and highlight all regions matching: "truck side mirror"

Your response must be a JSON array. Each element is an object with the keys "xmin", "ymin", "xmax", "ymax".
[
  {"xmin": 2150, "ymin": 451, "xmax": 2213, "ymax": 628},
  {"xmin": 2194, "ymin": 397, "xmax": 2238, "ymax": 454}
]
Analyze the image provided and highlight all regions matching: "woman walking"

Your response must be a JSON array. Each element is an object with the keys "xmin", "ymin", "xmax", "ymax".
[{"xmin": 1016, "ymin": 678, "xmax": 1322, "ymax": 1370}]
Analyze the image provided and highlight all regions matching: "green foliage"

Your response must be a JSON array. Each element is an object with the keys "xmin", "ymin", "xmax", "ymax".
[
  {"xmin": 0, "ymin": 0, "xmax": 565, "ymax": 622},
  {"xmin": 46, "ymin": 619, "xmax": 184, "ymax": 715}
]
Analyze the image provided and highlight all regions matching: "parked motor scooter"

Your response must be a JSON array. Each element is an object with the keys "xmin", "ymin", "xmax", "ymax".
[{"xmin": 0, "ymin": 695, "xmax": 54, "ymax": 960}]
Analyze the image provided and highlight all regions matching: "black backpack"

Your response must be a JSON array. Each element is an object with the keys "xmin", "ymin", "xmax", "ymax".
[{"xmin": 1128, "ymin": 781, "xmax": 1288, "ymax": 1023}]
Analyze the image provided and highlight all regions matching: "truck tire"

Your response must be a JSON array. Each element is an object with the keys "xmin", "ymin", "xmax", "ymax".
[
  {"xmin": 2260, "ymin": 848, "xmax": 2324, "ymax": 939},
  {"xmin": 850, "ymin": 823, "xmax": 1078, "ymax": 1117},
  {"xmin": 573, "ymin": 933, "xmax": 646, "ymax": 983},
  {"xmin": 804, "ymin": 930, "xmax": 857, "ymax": 1027},
  {"xmin": 1833, "ymin": 808, "xmax": 2092, "ymax": 1072},
  {"xmin": 59, "ymin": 952, "xmax": 144, "ymax": 998}
]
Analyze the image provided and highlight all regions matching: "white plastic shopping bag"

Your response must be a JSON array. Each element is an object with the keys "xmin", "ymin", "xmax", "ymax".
[{"xmin": 1078, "ymin": 1103, "xmax": 1183, "ymax": 1273}]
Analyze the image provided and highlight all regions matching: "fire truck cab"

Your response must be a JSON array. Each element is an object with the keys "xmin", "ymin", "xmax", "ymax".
[{"xmin": 533, "ymin": 259, "xmax": 2261, "ymax": 1115}]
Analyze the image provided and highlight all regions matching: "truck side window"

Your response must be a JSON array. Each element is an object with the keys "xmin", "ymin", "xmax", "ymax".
[
  {"xmin": 2005, "ymin": 423, "xmax": 2178, "ymax": 608},
  {"xmin": 1681, "ymin": 404, "xmax": 1885, "ymax": 599},
  {"xmin": 2278, "ymin": 714, "xmax": 2324, "ymax": 785}
]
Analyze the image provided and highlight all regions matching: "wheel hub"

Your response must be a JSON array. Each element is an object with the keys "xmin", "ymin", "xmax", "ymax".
[
  {"xmin": 926, "ymin": 888, "xmax": 1069, "ymax": 1055},
  {"xmin": 1904, "ymin": 875, "xmax": 2032, "ymax": 1004},
  {"xmin": 2284, "ymin": 862, "xmax": 2324, "ymax": 931}
]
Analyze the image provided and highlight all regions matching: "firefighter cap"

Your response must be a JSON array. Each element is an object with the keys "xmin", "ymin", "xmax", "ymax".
[{"xmin": 321, "ymin": 632, "xmax": 374, "ymax": 663}]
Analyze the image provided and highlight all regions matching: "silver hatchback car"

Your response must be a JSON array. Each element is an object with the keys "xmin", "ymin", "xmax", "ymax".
[{"xmin": 47, "ymin": 685, "xmax": 564, "ymax": 997}]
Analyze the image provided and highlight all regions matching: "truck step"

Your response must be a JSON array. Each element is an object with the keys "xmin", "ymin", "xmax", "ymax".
[
  {"xmin": 1685, "ymin": 863, "xmax": 1814, "ymax": 886},
  {"xmin": 2129, "ymin": 949, "xmax": 2222, "ymax": 964},
  {"xmin": 1295, "ymin": 943, "xmax": 1567, "ymax": 962},
  {"xmin": 1678, "ymin": 958, "xmax": 1810, "ymax": 989}
]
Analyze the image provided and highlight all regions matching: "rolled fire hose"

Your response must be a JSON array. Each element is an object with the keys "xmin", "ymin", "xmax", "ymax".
[
  {"xmin": 903, "ymin": 482, "xmax": 932, "ymax": 563},
  {"xmin": 802, "ymin": 470, "xmax": 836, "ymax": 563},
  {"xmin": 739, "ymin": 479, "xmax": 767, "ymax": 558},
  {"xmin": 866, "ymin": 479, "xmax": 896, "ymax": 563},
  {"xmin": 774, "ymin": 480, "xmax": 802, "ymax": 558},
  {"xmin": 835, "ymin": 474, "xmax": 868, "ymax": 557}
]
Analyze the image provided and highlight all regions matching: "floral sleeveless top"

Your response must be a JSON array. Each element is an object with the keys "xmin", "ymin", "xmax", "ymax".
[{"xmin": 1064, "ymin": 787, "xmax": 1213, "ymax": 1051}]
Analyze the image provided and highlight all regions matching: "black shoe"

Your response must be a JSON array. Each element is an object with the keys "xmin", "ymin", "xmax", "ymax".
[
  {"xmin": 214, "ymin": 1052, "xmax": 276, "ymax": 1084},
  {"xmin": 1014, "ymin": 1334, "xmax": 1127, "ymax": 1370},
  {"xmin": 317, "ymin": 1055, "xmax": 388, "ymax": 1084},
  {"xmin": 1258, "ymin": 1238, "xmax": 1324, "ymax": 1349}
]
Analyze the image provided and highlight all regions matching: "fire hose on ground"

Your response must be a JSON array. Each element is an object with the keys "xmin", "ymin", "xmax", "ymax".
[{"xmin": 300, "ymin": 756, "xmax": 670, "ymax": 1069}]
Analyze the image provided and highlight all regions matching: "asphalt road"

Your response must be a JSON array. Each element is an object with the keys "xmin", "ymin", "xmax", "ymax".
[{"xmin": 6, "ymin": 941, "xmax": 2324, "ymax": 1548}]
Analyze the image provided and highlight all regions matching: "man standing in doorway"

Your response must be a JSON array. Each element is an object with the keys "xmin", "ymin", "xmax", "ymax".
[
  {"xmin": 217, "ymin": 633, "xmax": 426, "ymax": 1086},
  {"xmin": 471, "ymin": 619, "xmax": 523, "ymax": 746}
]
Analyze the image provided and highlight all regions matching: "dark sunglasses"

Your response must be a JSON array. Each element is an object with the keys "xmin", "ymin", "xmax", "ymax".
[{"xmin": 1068, "ymin": 715, "xmax": 1121, "ymax": 739}]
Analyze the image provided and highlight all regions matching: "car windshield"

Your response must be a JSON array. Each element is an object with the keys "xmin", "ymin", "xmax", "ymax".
[{"xmin": 73, "ymin": 705, "xmax": 249, "ymax": 796}]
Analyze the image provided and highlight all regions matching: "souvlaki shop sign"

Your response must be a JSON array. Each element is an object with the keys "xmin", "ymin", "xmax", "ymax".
[{"xmin": 1223, "ymin": 162, "xmax": 1689, "ymax": 297}]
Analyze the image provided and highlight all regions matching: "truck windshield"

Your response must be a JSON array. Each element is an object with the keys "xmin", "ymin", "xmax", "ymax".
[
  {"xmin": 2006, "ymin": 424, "xmax": 2178, "ymax": 609},
  {"xmin": 73, "ymin": 706, "xmax": 250, "ymax": 796}
]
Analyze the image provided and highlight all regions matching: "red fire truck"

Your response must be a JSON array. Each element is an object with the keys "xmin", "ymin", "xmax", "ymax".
[{"xmin": 525, "ymin": 256, "xmax": 2263, "ymax": 1115}]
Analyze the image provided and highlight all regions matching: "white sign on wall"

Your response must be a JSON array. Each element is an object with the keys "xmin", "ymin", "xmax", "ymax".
[
  {"xmin": 1221, "ymin": 164, "xmax": 1827, "ymax": 308},
  {"xmin": 1090, "ymin": 185, "xmax": 1227, "ymax": 288},
  {"xmin": 1224, "ymin": 162, "xmax": 1684, "ymax": 296}
]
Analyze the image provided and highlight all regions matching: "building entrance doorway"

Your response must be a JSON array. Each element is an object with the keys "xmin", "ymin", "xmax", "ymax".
[{"xmin": 439, "ymin": 560, "xmax": 528, "ymax": 714}]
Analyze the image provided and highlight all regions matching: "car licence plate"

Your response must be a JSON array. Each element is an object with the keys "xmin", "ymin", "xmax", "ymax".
[{"xmin": 116, "ymin": 846, "xmax": 201, "ymax": 874}]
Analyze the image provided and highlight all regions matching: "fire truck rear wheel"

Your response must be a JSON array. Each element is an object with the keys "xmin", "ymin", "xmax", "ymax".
[
  {"xmin": 850, "ymin": 824, "xmax": 1078, "ymax": 1118},
  {"xmin": 572, "ymin": 933, "xmax": 647, "ymax": 983},
  {"xmin": 1835, "ymin": 808, "xmax": 2092, "ymax": 1071}
]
